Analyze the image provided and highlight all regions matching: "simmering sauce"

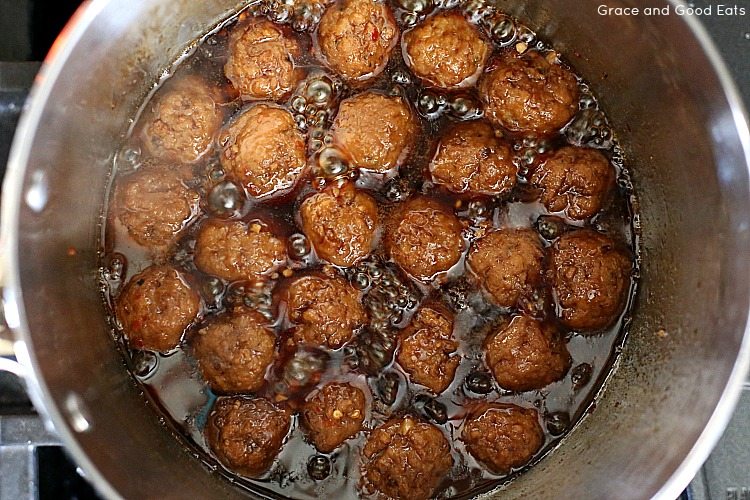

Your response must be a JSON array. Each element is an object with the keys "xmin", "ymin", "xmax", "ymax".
[{"xmin": 99, "ymin": 1, "xmax": 640, "ymax": 498}]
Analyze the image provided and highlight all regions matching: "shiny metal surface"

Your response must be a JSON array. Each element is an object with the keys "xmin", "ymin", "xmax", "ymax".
[{"xmin": 1, "ymin": 0, "xmax": 749, "ymax": 499}]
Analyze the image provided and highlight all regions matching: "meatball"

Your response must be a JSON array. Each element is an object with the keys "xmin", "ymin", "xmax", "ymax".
[
  {"xmin": 531, "ymin": 146, "xmax": 615, "ymax": 220},
  {"xmin": 485, "ymin": 315, "xmax": 571, "ymax": 392},
  {"xmin": 331, "ymin": 92, "xmax": 417, "ymax": 173},
  {"xmin": 397, "ymin": 304, "xmax": 459, "ymax": 394},
  {"xmin": 550, "ymin": 229, "xmax": 632, "ymax": 331},
  {"xmin": 141, "ymin": 76, "xmax": 224, "ymax": 163},
  {"xmin": 403, "ymin": 12, "xmax": 490, "ymax": 89},
  {"xmin": 286, "ymin": 274, "xmax": 367, "ymax": 348},
  {"xmin": 300, "ymin": 183, "xmax": 379, "ymax": 267},
  {"xmin": 467, "ymin": 228, "xmax": 545, "ymax": 309},
  {"xmin": 205, "ymin": 396, "xmax": 291, "ymax": 477},
  {"xmin": 480, "ymin": 49, "xmax": 579, "ymax": 135},
  {"xmin": 115, "ymin": 167, "xmax": 199, "ymax": 250},
  {"xmin": 429, "ymin": 120, "xmax": 517, "ymax": 195},
  {"xmin": 194, "ymin": 219, "xmax": 287, "ymax": 282},
  {"xmin": 462, "ymin": 404, "xmax": 544, "ymax": 474},
  {"xmin": 220, "ymin": 104, "xmax": 307, "ymax": 199},
  {"xmin": 115, "ymin": 265, "xmax": 200, "ymax": 352},
  {"xmin": 386, "ymin": 197, "xmax": 464, "ymax": 281},
  {"xmin": 361, "ymin": 416, "xmax": 453, "ymax": 500},
  {"xmin": 192, "ymin": 309, "xmax": 276, "ymax": 393},
  {"xmin": 224, "ymin": 18, "xmax": 302, "ymax": 102},
  {"xmin": 302, "ymin": 382, "xmax": 366, "ymax": 452},
  {"xmin": 316, "ymin": 0, "xmax": 398, "ymax": 81}
]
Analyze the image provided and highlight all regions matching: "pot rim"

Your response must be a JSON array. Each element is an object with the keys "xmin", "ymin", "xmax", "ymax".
[
  {"xmin": 0, "ymin": 1, "xmax": 125, "ymax": 499},
  {"xmin": 1, "ymin": 1, "xmax": 749, "ymax": 499},
  {"xmin": 649, "ymin": 0, "xmax": 750, "ymax": 497}
]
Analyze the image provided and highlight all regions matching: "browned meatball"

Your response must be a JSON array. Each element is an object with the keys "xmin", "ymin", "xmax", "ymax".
[
  {"xmin": 361, "ymin": 416, "xmax": 453, "ymax": 500},
  {"xmin": 397, "ymin": 304, "xmax": 459, "ymax": 394},
  {"xmin": 485, "ymin": 315, "xmax": 571, "ymax": 392},
  {"xmin": 302, "ymin": 382, "xmax": 366, "ymax": 452},
  {"xmin": 194, "ymin": 219, "xmax": 287, "ymax": 282},
  {"xmin": 467, "ymin": 228, "xmax": 544, "ymax": 309},
  {"xmin": 220, "ymin": 104, "xmax": 307, "ymax": 199},
  {"xmin": 115, "ymin": 265, "xmax": 200, "ymax": 352},
  {"xmin": 331, "ymin": 92, "xmax": 418, "ymax": 173},
  {"xmin": 550, "ymin": 229, "xmax": 631, "ymax": 331},
  {"xmin": 531, "ymin": 146, "xmax": 615, "ymax": 220},
  {"xmin": 403, "ymin": 12, "xmax": 490, "ymax": 89},
  {"xmin": 480, "ymin": 49, "xmax": 579, "ymax": 135},
  {"xmin": 286, "ymin": 274, "xmax": 367, "ymax": 348},
  {"xmin": 192, "ymin": 309, "xmax": 276, "ymax": 393},
  {"xmin": 316, "ymin": 0, "xmax": 398, "ymax": 81},
  {"xmin": 115, "ymin": 167, "xmax": 199, "ymax": 250},
  {"xmin": 205, "ymin": 396, "xmax": 291, "ymax": 477},
  {"xmin": 462, "ymin": 404, "xmax": 543, "ymax": 474},
  {"xmin": 386, "ymin": 197, "xmax": 464, "ymax": 281},
  {"xmin": 429, "ymin": 120, "xmax": 517, "ymax": 195},
  {"xmin": 300, "ymin": 183, "xmax": 379, "ymax": 267},
  {"xmin": 141, "ymin": 76, "xmax": 224, "ymax": 163},
  {"xmin": 224, "ymin": 18, "xmax": 302, "ymax": 102}
]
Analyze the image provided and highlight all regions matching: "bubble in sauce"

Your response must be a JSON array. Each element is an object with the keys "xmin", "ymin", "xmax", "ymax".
[
  {"xmin": 376, "ymin": 372, "xmax": 401, "ymax": 406},
  {"xmin": 307, "ymin": 455, "xmax": 332, "ymax": 480},
  {"xmin": 131, "ymin": 350, "xmax": 158, "ymax": 378},
  {"xmin": 318, "ymin": 147, "xmax": 350, "ymax": 178},
  {"xmin": 116, "ymin": 146, "xmax": 142, "ymax": 173},
  {"xmin": 414, "ymin": 395, "xmax": 448, "ymax": 424},
  {"xmin": 571, "ymin": 363, "xmax": 593, "ymax": 390},
  {"xmin": 465, "ymin": 371, "xmax": 493, "ymax": 394},
  {"xmin": 545, "ymin": 411, "xmax": 571, "ymax": 436},
  {"xmin": 535, "ymin": 215, "xmax": 569, "ymax": 241},
  {"xmin": 207, "ymin": 180, "xmax": 244, "ymax": 217}
]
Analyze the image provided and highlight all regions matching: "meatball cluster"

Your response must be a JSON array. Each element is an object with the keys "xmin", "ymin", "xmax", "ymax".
[{"xmin": 108, "ymin": 3, "xmax": 636, "ymax": 498}]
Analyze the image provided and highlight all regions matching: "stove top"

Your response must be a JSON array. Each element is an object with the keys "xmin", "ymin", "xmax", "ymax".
[{"xmin": 0, "ymin": 1, "xmax": 748, "ymax": 499}]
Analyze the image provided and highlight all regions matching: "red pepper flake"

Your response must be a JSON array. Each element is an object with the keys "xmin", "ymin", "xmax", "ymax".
[{"xmin": 372, "ymin": 27, "xmax": 379, "ymax": 41}]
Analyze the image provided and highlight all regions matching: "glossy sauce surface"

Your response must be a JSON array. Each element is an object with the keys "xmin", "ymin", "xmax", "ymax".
[{"xmin": 100, "ymin": 1, "xmax": 640, "ymax": 498}]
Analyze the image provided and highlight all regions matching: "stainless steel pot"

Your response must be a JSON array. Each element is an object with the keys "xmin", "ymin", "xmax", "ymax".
[{"xmin": 1, "ymin": 0, "xmax": 749, "ymax": 498}]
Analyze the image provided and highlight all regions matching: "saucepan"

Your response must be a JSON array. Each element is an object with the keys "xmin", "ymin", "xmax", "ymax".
[{"xmin": 1, "ymin": 0, "xmax": 749, "ymax": 498}]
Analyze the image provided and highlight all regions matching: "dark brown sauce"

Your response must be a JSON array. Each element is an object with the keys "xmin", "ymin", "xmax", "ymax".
[{"xmin": 98, "ymin": 2, "xmax": 641, "ymax": 499}]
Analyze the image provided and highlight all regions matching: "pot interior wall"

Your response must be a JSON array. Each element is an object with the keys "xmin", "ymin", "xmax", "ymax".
[{"xmin": 5, "ymin": 0, "xmax": 749, "ymax": 499}]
